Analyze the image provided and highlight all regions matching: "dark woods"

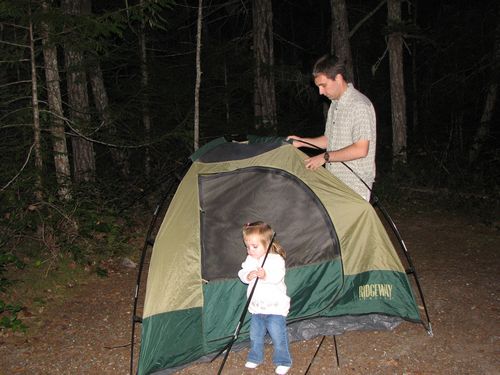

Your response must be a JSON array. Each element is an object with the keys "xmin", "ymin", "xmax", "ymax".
[{"xmin": 0, "ymin": 0, "xmax": 498, "ymax": 264}]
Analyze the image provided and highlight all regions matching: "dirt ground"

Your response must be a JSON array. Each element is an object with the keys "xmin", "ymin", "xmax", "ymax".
[{"xmin": 1, "ymin": 205, "xmax": 499, "ymax": 375}]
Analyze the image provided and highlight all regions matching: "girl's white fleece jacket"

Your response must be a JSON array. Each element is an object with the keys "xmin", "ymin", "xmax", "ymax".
[{"xmin": 238, "ymin": 253, "xmax": 290, "ymax": 316}]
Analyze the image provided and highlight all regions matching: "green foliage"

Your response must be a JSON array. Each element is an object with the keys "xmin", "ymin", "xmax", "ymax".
[
  {"xmin": 0, "ymin": 0, "xmax": 27, "ymax": 18},
  {"xmin": 0, "ymin": 253, "xmax": 24, "ymax": 293},
  {"xmin": 68, "ymin": 184, "xmax": 138, "ymax": 255},
  {"xmin": 0, "ymin": 0, "xmax": 497, "ymax": 271},
  {"xmin": 95, "ymin": 267, "xmax": 109, "ymax": 278},
  {"xmin": 373, "ymin": 153, "xmax": 499, "ymax": 227},
  {"xmin": 0, "ymin": 253, "xmax": 25, "ymax": 273},
  {"xmin": 0, "ymin": 252, "xmax": 26, "ymax": 332},
  {"xmin": 0, "ymin": 178, "xmax": 140, "ymax": 268},
  {"xmin": 126, "ymin": 0, "xmax": 173, "ymax": 31},
  {"xmin": 0, "ymin": 185, "xmax": 141, "ymax": 331},
  {"xmin": 0, "ymin": 301, "xmax": 27, "ymax": 332}
]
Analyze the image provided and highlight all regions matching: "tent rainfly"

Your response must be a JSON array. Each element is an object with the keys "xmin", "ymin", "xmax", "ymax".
[{"xmin": 130, "ymin": 136, "xmax": 430, "ymax": 375}]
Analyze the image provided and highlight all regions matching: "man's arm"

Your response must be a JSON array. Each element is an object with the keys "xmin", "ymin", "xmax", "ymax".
[
  {"xmin": 286, "ymin": 135, "xmax": 328, "ymax": 150},
  {"xmin": 305, "ymin": 139, "xmax": 370, "ymax": 170}
]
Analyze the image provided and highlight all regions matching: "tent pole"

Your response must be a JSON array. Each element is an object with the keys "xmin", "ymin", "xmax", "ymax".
[
  {"xmin": 129, "ymin": 161, "xmax": 191, "ymax": 375},
  {"xmin": 214, "ymin": 232, "xmax": 276, "ymax": 374},
  {"xmin": 333, "ymin": 335, "xmax": 340, "ymax": 368},
  {"xmin": 304, "ymin": 335, "xmax": 325, "ymax": 374},
  {"xmin": 337, "ymin": 160, "xmax": 433, "ymax": 335},
  {"xmin": 371, "ymin": 197, "xmax": 433, "ymax": 336},
  {"xmin": 129, "ymin": 204, "xmax": 161, "ymax": 375},
  {"xmin": 304, "ymin": 335, "xmax": 340, "ymax": 374},
  {"xmin": 339, "ymin": 161, "xmax": 433, "ymax": 334},
  {"xmin": 286, "ymin": 138, "xmax": 432, "ymax": 335}
]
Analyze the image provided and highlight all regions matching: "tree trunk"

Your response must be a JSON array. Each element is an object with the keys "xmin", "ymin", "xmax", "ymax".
[
  {"xmin": 410, "ymin": 0, "xmax": 419, "ymax": 135},
  {"xmin": 62, "ymin": 0, "xmax": 95, "ymax": 183},
  {"xmin": 41, "ymin": 0, "xmax": 72, "ymax": 201},
  {"xmin": 330, "ymin": 0, "xmax": 354, "ymax": 81},
  {"xmin": 194, "ymin": 0, "xmax": 203, "ymax": 151},
  {"xmin": 468, "ymin": 83, "xmax": 497, "ymax": 164},
  {"xmin": 253, "ymin": 0, "xmax": 277, "ymax": 133},
  {"xmin": 139, "ymin": 0, "xmax": 152, "ymax": 175},
  {"xmin": 224, "ymin": 56, "xmax": 230, "ymax": 125},
  {"xmin": 468, "ymin": 8, "xmax": 499, "ymax": 165},
  {"xmin": 387, "ymin": 0, "xmax": 407, "ymax": 164},
  {"xmin": 29, "ymin": 8, "xmax": 43, "ymax": 201},
  {"xmin": 89, "ymin": 62, "xmax": 130, "ymax": 177}
]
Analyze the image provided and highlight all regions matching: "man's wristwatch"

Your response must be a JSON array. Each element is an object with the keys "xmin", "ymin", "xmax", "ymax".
[{"xmin": 324, "ymin": 151, "xmax": 330, "ymax": 163}]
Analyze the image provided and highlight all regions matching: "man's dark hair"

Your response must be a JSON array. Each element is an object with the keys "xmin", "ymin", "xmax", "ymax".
[{"xmin": 312, "ymin": 54, "xmax": 351, "ymax": 82}]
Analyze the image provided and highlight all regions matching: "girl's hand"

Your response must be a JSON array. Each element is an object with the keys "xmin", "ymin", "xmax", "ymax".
[
  {"xmin": 247, "ymin": 268, "xmax": 266, "ymax": 281},
  {"xmin": 247, "ymin": 270, "xmax": 257, "ymax": 281},
  {"xmin": 255, "ymin": 267, "xmax": 266, "ymax": 279}
]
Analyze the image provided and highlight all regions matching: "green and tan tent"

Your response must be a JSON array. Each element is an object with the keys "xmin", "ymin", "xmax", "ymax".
[{"xmin": 132, "ymin": 136, "xmax": 428, "ymax": 374}]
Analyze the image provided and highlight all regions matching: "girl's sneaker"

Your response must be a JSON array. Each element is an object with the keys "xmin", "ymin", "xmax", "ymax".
[
  {"xmin": 245, "ymin": 361, "xmax": 259, "ymax": 369},
  {"xmin": 275, "ymin": 365, "xmax": 290, "ymax": 374}
]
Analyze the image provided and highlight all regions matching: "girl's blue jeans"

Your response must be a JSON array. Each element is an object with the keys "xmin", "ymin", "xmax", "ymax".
[{"xmin": 247, "ymin": 314, "xmax": 292, "ymax": 367}]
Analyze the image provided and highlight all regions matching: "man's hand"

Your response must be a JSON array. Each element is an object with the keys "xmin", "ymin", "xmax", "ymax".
[
  {"xmin": 286, "ymin": 135, "xmax": 328, "ymax": 150},
  {"xmin": 286, "ymin": 135, "xmax": 302, "ymax": 148},
  {"xmin": 305, "ymin": 154, "xmax": 326, "ymax": 170}
]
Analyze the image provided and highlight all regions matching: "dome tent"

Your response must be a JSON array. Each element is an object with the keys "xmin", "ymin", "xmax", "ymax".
[{"xmin": 131, "ymin": 136, "xmax": 427, "ymax": 374}]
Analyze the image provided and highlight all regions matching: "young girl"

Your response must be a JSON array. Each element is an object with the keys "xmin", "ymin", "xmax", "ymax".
[{"xmin": 238, "ymin": 221, "xmax": 292, "ymax": 375}]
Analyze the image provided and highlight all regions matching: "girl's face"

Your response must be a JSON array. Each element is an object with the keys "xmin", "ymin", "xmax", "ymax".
[{"xmin": 244, "ymin": 234, "xmax": 267, "ymax": 259}]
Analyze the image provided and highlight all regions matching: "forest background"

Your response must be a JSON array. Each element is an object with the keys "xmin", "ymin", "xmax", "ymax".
[{"xmin": 0, "ymin": 0, "xmax": 498, "ymax": 333}]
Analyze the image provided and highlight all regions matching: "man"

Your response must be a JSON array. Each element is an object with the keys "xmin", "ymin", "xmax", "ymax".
[{"xmin": 288, "ymin": 54, "xmax": 376, "ymax": 201}]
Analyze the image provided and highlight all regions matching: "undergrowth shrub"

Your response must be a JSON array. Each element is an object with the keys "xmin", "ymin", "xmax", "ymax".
[
  {"xmin": 0, "ymin": 181, "xmax": 145, "ymax": 332},
  {"xmin": 0, "ymin": 253, "xmax": 26, "ymax": 332}
]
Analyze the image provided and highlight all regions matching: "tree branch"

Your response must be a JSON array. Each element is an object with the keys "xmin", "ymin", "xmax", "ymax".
[
  {"xmin": 1, "ymin": 143, "xmax": 35, "ymax": 192},
  {"xmin": 350, "ymin": 0, "xmax": 387, "ymax": 38}
]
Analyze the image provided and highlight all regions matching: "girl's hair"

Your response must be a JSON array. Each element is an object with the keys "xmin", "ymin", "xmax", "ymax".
[{"xmin": 242, "ymin": 221, "xmax": 286, "ymax": 259}]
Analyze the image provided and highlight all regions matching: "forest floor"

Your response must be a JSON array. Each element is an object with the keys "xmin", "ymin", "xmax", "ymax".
[{"xmin": 0, "ymin": 201, "xmax": 499, "ymax": 375}]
